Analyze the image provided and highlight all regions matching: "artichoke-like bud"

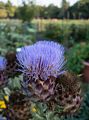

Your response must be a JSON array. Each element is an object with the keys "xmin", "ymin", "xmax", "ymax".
[
  {"xmin": 16, "ymin": 41, "xmax": 65, "ymax": 102},
  {"xmin": 0, "ymin": 56, "xmax": 7, "ymax": 88},
  {"xmin": 5, "ymin": 52, "xmax": 21, "ymax": 78},
  {"xmin": 54, "ymin": 72, "xmax": 82, "ymax": 114},
  {"xmin": 4, "ymin": 91, "xmax": 31, "ymax": 120}
]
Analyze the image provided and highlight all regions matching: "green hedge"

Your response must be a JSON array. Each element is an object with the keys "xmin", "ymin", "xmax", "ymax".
[
  {"xmin": 66, "ymin": 42, "xmax": 89, "ymax": 74},
  {"xmin": 44, "ymin": 22, "xmax": 89, "ymax": 47}
]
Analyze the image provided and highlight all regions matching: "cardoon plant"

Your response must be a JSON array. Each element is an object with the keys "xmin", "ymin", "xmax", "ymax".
[
  {"xmin": 0, "ymin": 56, "xmax": 7, "ymax": 88},
  {"xmin": 17, "ymin": 41, "xmax": 65, "ymax": 101},
  {"xmin": 16, "ymin": 41, "xmax": 82, "ymax": 116},
  {"xmin": 53, "ymin": 72, "xmax": 82, "ymax": 115},
  {"xmin": 3, "ymin": 91, "xmax": 31, "ymax": 120}
]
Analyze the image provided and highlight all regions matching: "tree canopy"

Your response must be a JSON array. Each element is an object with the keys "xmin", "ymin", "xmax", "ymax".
[{"xmin": 0, "ymin": 0, "xmax": 89, "ymax": 20}]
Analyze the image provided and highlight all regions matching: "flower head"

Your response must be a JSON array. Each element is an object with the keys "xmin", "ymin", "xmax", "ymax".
[
  {"xmin": 0, "ymin": 56, "xmax": 7, "ymax": 87},
  {"xmin": 17, "ymin": 41, "xmax": 65, "ymax": 81},
  {"xmin": 0, "ymin": 56, "xmax": 6, "ymax": 71},
  {"xmin": 16, "ymin": 41, "xmax": 66, "ymax": 100}
]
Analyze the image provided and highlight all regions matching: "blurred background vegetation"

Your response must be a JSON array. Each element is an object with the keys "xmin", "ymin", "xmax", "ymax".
[
  {"xmin": 0, "ymin": 0, "xmax": 89, "ymax": 119},
  {"xmin": 0, "ymin": 0, "xmax": 89, "ymax": 19}
]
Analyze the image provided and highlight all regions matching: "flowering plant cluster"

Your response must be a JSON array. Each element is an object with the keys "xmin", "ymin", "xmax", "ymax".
[{"xmin": 0, "ymin": 41, "xmax": 82, "ymax": 120}]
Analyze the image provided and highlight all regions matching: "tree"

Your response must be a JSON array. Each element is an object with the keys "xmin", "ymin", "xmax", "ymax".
[
  {"xmin": 59, "ymin": 0, "xmax": 69, "ymax": 18},
  {"xmin": 0, "ymin": 1, "xmax": 7, "ymax": 18},
  {"xmin": 0, "ymin": 1, "xmax": 5, "ymax": 8},
  {"xmin": 16, "ymin": 1, "xmax": 35, "ymax": 22},
  {"xmin": 79, "ymin": 0, "xmax": 89, "ymax": 19},
  {"xmin": 46, "ymin": 4, "xmax": 60, "ymax": 19},
  {"xmin": 68, "ymin": 0, "xmax": 89, "ymax": 19},
  {"xmin": 5, "ymin": 0, "xmax": 16, "ymax": 18},
  {"xmin": 35, "ymin": 4, "xmax": 60, "ymax": 19}
]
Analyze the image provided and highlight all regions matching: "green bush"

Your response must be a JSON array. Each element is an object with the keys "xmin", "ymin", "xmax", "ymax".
[
  {"xmin": 16, "ymin": 2, "xmax": 35, "ymax": 22},
  {"xmin": 44, "ymin": 22, "xmax": 89, "ymax": 47},
  {"xmin": 66, "ymin": 42, "xmax": 89, "ymax": 74},
  {"xmin": 44, "ymin": 23, "xmax": 72, "ymax": 46},
  {"xmin": 70, "ymin": 24, "xmax": 89, "ymax": 42}
]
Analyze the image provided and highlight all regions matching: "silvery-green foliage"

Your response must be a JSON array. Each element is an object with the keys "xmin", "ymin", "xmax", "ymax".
[
  {"xmin": 31, "ymin": 102, "xmax": 62, "ymax": 120},
  {"xmin": 0, "ymin": 22, "xmax": 36, "ymax": 55}
]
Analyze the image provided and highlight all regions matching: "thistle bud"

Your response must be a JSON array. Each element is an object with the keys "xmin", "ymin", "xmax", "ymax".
[{"xmin": 17, "ymin": 41, "xmax": 65, "ymax": 101}]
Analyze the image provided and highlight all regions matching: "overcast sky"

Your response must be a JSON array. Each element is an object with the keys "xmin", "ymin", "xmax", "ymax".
[{"xmin": 0, "ymin": 0, "xmax": 78, "ymax": 7}]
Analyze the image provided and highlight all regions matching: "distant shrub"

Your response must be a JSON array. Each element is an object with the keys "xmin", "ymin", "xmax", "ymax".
[
  {"xmin": 44, "ymin": 22, "xmax": 89, "ymax": 47},
  {"xmin": 66, "ymin": 42, "xmax": 89, "ymax": 74},
  {"xmin": 70, "ymin": 24, "xmax": 89, "ymax": 42},
  {"xmin": 44, "ymin": 23, "xmax": 71, "ymax": 46},
  {"xmin": 16, "ymin": 2, "xmax": 35, "ymax": 22}
]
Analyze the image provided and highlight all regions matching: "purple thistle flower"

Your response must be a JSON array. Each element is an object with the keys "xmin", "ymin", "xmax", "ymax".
[
  {"xmin": 17, "ymin": 41, "xmax": 65, "ymax": 81},
  {"xmin": 0, "ymin": 56, "xmax": 7, "ymax": 87},
  {"xmin": 0, "ymin": 56, "xmax": 6, "ymax": 71}
]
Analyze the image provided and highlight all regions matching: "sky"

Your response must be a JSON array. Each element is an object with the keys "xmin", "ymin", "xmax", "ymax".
[{"xmin": 0, "ymin": 0, "xmax": 78, "ymax": 7}]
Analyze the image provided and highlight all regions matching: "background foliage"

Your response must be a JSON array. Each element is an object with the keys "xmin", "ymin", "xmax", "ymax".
[
  {"xmin": 0, "ymin": 20, "xmax": 36, "ymax": 55},
  {"xmin": 0, "ymin": 0, "xmax": 89, "ymax": 119},
  {"xmin": 66, "ymin": 42, "xmax": 89, "ymax": 74},
  {"xmin": 0, "ymin": 0, "xmax": 89, "ymax": 19},
  {"xmin": 38, "ymin": 20, "xmax": 89, "ymax": 47}
]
